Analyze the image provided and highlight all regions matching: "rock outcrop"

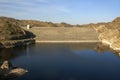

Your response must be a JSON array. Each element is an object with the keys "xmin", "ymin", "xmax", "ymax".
[
  {"xmin": 94, "ymin": 17, "xmax": 120, "ymax": 53},
  {"xmin": 0, "ymin": 61, "xmax": 28, "ymax": 79}
]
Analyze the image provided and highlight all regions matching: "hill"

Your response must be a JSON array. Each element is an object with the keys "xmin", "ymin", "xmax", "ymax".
[
  {"xmin": 94, "ymin": 17, "xmax": 120, "ymax": 53},
  {"xmin": 0, "ymin": 16, "xmax": 26, "ymax": 40}
]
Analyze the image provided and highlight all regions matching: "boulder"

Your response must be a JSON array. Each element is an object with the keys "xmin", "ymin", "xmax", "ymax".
[{"xmin": 0, "ymin": 61, "xmax": 28, "ymax": 79}]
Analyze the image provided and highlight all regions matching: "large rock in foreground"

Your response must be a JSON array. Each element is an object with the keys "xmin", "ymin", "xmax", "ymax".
[{"xmin": 0, "ymin": 61, "xmax": 28, "ymax": 79}]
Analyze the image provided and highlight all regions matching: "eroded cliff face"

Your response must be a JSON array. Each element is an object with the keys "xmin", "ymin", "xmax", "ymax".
[{"xmin": 94, "ymin": 17, "xmax": 120, "ymax": 53}]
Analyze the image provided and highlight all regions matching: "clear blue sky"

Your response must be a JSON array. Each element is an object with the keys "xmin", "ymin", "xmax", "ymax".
[{"xmin": 0, "ymin": 0, "xmax": 120, "ymax": 24}]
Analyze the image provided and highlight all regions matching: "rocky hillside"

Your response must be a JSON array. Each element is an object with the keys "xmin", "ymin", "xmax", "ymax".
[
  {"xmin": 94, "ymin": 17, "xmax": 120, "ymax": 53},
  {"xmin": 0, "ymin": 17, "xmax": 26, "ymax": 40}
]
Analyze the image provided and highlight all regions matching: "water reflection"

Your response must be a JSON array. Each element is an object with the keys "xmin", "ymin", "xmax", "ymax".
[
  {"xmin": 1, "ymin": 42, "xmax": 120, "ymax": 61},
  {"xmin": 94, "ymin": 43, "xmax": 120, "ymax": 57},
  {"xmin": 94, "ymin": 43, "xmax": 111, "ymax": 53},
  {"xmin": 0, "ymin": 46, "xmax": 32, "ymax": 61},
  {"xmin": 0, "ymin": 43, "xmax": 120, "ymax": 80},
  {"xmin": 24, "ymin": 43, "xmax": 98, "ymax": 57},
  {"xmin": 0, "ymin": 43, "xmax": 118, "ymax": 61},
  {"xmin": 0, "ymin": 48, "xmax": 18, "ymax": 61},
  {"xmin": 34, "ymin": 42, "xmax": 98, "ymax": 50}
]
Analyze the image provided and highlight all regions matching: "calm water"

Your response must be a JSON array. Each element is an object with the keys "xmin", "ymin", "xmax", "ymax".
[{"xmin": 0, "ymin": 43, "xmax": 120, "ymax": 80}]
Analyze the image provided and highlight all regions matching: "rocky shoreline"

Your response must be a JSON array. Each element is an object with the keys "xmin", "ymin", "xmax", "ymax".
[
  {"xmin": 0, "ymin": 38, "xmax": 35, "ymax": 48},
  {"xmin": 94, "ymin": 25, "xmax": 120, "ymax": 54}
]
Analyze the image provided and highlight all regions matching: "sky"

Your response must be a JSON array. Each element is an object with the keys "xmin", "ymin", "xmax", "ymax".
[{"xmin": 0, "ymin": 0, "xmax": 120, "ymax": 24}]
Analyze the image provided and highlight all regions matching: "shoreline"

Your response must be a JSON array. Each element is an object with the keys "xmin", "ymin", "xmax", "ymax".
[
  {"xmin": 35, "ymin": 40, "xmax": 100, "ymax": 43},
  {"xmin": 0, "ymin": 38, "xmax": 35, "ymax": 48}
]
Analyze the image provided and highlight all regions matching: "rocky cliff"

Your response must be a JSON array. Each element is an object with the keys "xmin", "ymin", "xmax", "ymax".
[{"xmin": 94, "ymin": 17, "xmax": 120, "ymax": 54}]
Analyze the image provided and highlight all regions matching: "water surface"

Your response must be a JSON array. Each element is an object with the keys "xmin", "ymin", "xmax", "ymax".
[{"xmin": 0, "ymin": 43, "xmax": 120, "ymax": 80}]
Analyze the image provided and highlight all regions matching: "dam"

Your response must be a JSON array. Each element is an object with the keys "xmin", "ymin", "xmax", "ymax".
[{"xmin": 23, "ymin": 27, "xmax": 99, "ymax": 42}]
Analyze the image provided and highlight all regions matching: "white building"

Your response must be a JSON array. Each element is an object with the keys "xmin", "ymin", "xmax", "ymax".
[{"xmin": 27, "ymin": 25, "xmax": 30, "ymax": 29}]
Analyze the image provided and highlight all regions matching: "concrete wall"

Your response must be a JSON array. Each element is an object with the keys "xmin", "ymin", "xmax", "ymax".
[{"xmin": 23, "ymin": 27, "xmax": 99, "ymax": 41}]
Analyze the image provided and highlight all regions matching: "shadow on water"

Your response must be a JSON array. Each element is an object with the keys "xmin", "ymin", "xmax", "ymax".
[
  {"xmin": 1, "ymin": 43, "xmax": 120, "ymax": 80},
  {"xmin": 0, "ymin": 48, "xmax": 19, "ymax": 61},
  {"xmin": 0, "ymin": 43, "xmax": 35, "ymax": 61},
  {"xmin": 25, "ymin": 31, "xmax": 36, "ymax": 38},
  {"xmin": 0, "ymin": 42, "xmax": 111, "ymax": 61},
  {"xmin": 0, "ymin": 47, "xmax": 25, "ymax": 61}
]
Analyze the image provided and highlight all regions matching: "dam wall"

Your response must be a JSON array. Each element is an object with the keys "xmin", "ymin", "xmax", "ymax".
[{"xmin": 23, "ymin": 27, "xmax": 99, "ymax": 42}]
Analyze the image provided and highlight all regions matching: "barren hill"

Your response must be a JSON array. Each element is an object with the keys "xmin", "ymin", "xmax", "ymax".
[
  {"xmin": 0, "ymin": 17, "xmax": 26, "ymax": 40},
  {"xmin": 94, "ymin": 17, "xmax": 120, "ymax": 53}
]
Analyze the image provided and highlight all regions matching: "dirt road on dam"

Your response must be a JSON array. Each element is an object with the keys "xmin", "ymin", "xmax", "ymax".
[{"xmin": 22, "ymin": 27, "xmax": 99, "ymax": 42}]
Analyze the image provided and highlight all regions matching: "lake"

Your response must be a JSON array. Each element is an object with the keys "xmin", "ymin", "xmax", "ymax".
[{"xmin": 0, "ymin": 42, "xmax": 120, "ymax": 80}]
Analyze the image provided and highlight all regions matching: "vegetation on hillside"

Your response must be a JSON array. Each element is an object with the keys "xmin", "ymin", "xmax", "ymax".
[{"xmin": 0, "ymin": 16, "xmax": 26, "ymax": 40}]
